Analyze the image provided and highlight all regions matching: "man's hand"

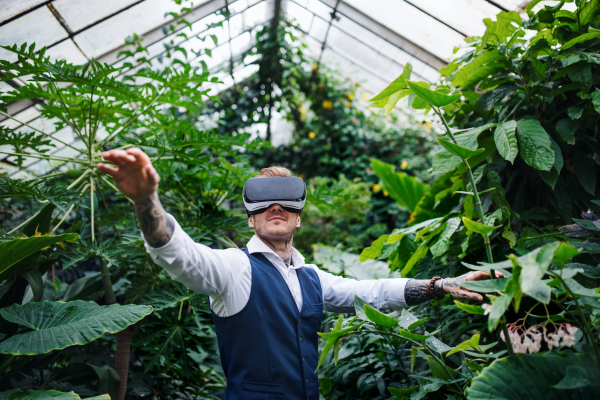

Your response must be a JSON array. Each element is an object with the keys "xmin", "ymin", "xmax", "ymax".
[
  {"xmin": 98, "ymin": 148, "xmax": 173, "ymax": 248},
  {"xmin": 405, "ymin": 271, "xmax": 504, "ymax": 306},
  {"xmin": 436, "ymin": 271, "xmax": 504, "ymax": 301},
  {"xmin": 97, "ymin": 148, "xmax": 159, "ymax": 204}
]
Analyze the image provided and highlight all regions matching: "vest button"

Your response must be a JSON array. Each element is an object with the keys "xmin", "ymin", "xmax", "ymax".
[
  {"xmin": 299, "ymin": 318, "xmax": 302, "ymax": 324},
  {"xmin": 303, "ymin": 357, "xmax": 306, "ymax": 363},
  {"xmin": 299, "ymin": 336, "xmax": 303, "ymax": 342},
  {"xmin": 306, "ymin": 379, "xmax": 309, "ymax": 384}
]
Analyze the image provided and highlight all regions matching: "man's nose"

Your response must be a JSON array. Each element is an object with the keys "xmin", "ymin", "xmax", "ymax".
[{"xmin": 268, "ymin": 203, "xmax": 284, "ymax": 212}]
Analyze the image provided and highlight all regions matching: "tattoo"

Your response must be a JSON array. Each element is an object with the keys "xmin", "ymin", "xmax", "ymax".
[
  {"xmin": 405, "ymin": 279, "xmax": 433, "ymax": 306},
  {"xmin": 258, "ymin": 236, "xmax": 293, "ymax": 266},
  {"xmin": 135, "ymin": 192, "xmax": 174, "ymax": 248}
]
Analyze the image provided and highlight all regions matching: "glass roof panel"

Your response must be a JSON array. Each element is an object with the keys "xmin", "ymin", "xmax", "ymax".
[
  {"xmin": 72, "ymin": 0, "xmax": 182, "ymax": 59},
  {"xmin": 406, "ymin": 0, "xmax": 502, "ymax": 37},
  {"xmin": 286, "ymin": 1, "xmax": 315, "ymax": 32},
  {"xmin": 51, "ymin": 0, "xmax": 142, "ymax": 33},
  {"xmin": 343, "ymin": 0, "xmax": 465, "ymax": 61},
  {"xmin": 46, "ymin": 39, "xmax": 89, "ymax": 64},
  {"xmin": 0, "ymin": 0, "xmax": 47, "ymax": 23},
  {"xmin": 308, "ymin": 14, "xmax": 330, "ymax": 42},
  {"xmin": 0, "ymin": 6, "xmax": 68, "ymax": 63},
  {"xmin": 305, "ymin": 0, "xmax": 332, "ymax": 21}
]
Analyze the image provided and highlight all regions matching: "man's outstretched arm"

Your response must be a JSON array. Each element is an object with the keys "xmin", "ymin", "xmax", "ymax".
[
  {"xmin": 97, "ymin": 148, "xmax": 248, "ymax": 299},
  {"xmin": 97, "ymin": 148, "xmax": 174, "ymax": 247},
  {"xmin": 134, "ymin": 191, "xmax": 174, "ymax": 248}
]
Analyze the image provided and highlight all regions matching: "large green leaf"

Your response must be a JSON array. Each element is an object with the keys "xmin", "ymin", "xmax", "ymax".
[
  {"xmin": 359, "ymin": 235, "xmax": 389, "ymax": 262},
  {"xmin": 562, "ymin": 28, "xmax": 600, "ymax": 50},
  {"xmin": 467, "ymin": 351, "xmax": 600, "ymax": 399},
  {"xmin": 0, "ymin": 300, "xmax": 153, "ymax": 355},
  {"xmin": 493, "ymin": 120, "xmax": 518, "ymax": 163},
  {"xmin": 0, "ymin": 389, "xmax": 109, "ymax": 399},
  {"xmin": 516, "ymin": 119, "xmax": 554, "ymax": 171},
  {"xmin": 406, "ymin": 81, "xmax": 461, "ymax": 107},
  {"xmin": 432, "ymin": 124, "xmax": 497, "ymax": 174},
  {"xmin": 0, "ymin": 233, "xmax": 78, "ymax": 281},
  {"xmin": 364, "ymin": 304, "xmax": 398, "ymax": 328},
  {"xmin": 430, "ymin": 218, "xmax": 461, "ymax": 257},
  {"xmin": 462, "ymin": 217, "xmax": 500, "ymax": 235},
  {"xmin": 460, "ymin": 278, "xmax": 509, "ymax": 293},
  {"xmin": 479, "ymin": 11, "xmax": 522, "ymax": 50},
  {"xmin": 453, "ymin": 51, "xmax": 505, "ymax": 88},
  {"xmin": 370, "ymin": 159, "xmax": 429, "ymax": 212},
  {"xmin": 488, "ymin": 292, "xmax": 512, "ymax": 331},
  {"xmin": 369, "ymin": 63, "xmax": 412, "ymax": 102},
  {"xmin": 436, "ymin": 138, "xmax": 485, "ymax": 159}
]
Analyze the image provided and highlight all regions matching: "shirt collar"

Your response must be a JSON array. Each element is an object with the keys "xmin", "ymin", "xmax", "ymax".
[{"xmin": 246, "ymin": 235, "xmax": 306, "ymax": 269}]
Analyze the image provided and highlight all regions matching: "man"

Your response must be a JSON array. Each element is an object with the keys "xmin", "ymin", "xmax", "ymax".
[{"xmin": 98, "ymin": 148, "xmax": 500, "ymax": 400}]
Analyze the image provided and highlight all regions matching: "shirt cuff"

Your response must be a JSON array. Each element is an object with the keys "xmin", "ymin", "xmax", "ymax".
[
  {"xmin": 142, "ymin": 214, "xmax": 184, "ymax": 265},
  {"xmin": 384, "ymin": 278, "xmax": 409, "ymax": 310}
]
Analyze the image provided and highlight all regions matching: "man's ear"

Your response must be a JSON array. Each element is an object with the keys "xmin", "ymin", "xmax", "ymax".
[
  {"xmin": 248, "ymin": 215, "xmax": 254, "ymax": 227},
  {"xmin": 296, "ymin": 214, "xmax": 301, "ymax": 228}
]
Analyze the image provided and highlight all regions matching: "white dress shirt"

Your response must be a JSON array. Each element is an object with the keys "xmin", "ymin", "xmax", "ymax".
[{"xmin": 143, "ymin": 215, "xmax": 409, "ymax": 317}]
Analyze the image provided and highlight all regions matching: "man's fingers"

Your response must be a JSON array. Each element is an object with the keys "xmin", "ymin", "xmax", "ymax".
[
  {"xmin": 453, "ymin": 290, "xmax": 483, "ymax": 302},
  {"xmin": 466, "ymin": 271, "xmax": 503, "ymax": 281},
  {"xmin": 126, "ymin": 148, "xmax": 151, "ymax": 166},
  {"xmin": 97, "ymin": 163, "xmax": 120, "ymax": 177},
  {"xmin": 144, "ymin": 164, "xmax": 160, "ymax": 186},
  {"xmin": 102, "ymin": 149, "xmax": 136, "ymax": 166}
]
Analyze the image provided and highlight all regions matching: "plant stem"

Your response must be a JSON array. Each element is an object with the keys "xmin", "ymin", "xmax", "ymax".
[
  {"xmin": 434, "ymin": 108, "xmax": 494, "ymax": 265},
  {"xmin": 500, "ymin": 318, "xmax": 514, "ymax": 355},
  {"xmin": 0, "ymin": 151, "xmax": 88, "ymax": 164},
  {"xmin": 7, "ymin": 209, "xmax": 41, "ymax": 234},
  {"xmin": 66, "ymin": 169, "xmax": 91, "ymax": 190},
  {"xmin": 50, "ymin": 204, "xmax": 76, "ymax": 234},
  {"xmin": 90, "ymin": 174, "xmax": 95, "ymax": 244}
]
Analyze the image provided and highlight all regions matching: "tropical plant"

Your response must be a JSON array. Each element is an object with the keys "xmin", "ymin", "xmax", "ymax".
[
  {"xmin": 316, "ymin": 1, "xmax": 600, "ymax": 398},
  {"xmin": 0, "ymin": 1, "xmax": 263, "ymax": 398}
]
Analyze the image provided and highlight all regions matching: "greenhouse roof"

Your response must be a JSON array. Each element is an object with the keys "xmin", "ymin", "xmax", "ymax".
[
  {"xmin": 1, "ymin": 0, "xmax": 567, "ymax": 95},
  {"xmin": 0, "ymin": 0, "xmax": 568, "ymax": 177}
]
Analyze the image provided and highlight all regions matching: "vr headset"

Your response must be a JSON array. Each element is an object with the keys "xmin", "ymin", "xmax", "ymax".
[{"xmin": 243, "ymin": 177, "xmax": 306, "ymax": 215}]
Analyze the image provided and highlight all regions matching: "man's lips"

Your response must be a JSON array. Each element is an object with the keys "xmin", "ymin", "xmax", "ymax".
[{"xmin": 269, "ymin": 217, "xmax": 286, "ymax": 221}]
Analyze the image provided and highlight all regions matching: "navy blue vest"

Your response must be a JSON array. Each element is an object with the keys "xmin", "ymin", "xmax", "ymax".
[{"xmin": 212, "ymin": 249, "xmax": 323, "ymax": 400}]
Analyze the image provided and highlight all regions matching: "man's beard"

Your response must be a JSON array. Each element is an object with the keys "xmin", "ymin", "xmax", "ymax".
[{"xmin": 255, "ymin": 225, "xmax": 296, "ymax": 243}]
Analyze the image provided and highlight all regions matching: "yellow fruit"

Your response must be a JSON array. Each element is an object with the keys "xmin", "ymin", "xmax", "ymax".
[
  {"xmin": 372, "ymin": 184, "xmax": 381, "ymax": 193},
  {"xmin": 322, "ymin": 100, "xmax": 333, "ymax": 110},
  {"xmin": 383, "ymin": 190, "xmax": 389, "ymax": 197},
  {"xmin": 401, "ymin": 160, "xmax": 408, "ymax": 170},
  {"xmin": 347, "ymin": 92, "xmax": 355, "ymax": 101},
  {"xmin": 308, "ymin": 132, "xmax": 316, "ymax": 139}
]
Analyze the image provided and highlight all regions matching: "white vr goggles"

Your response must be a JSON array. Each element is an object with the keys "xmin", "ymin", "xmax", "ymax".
[{"xmin": 243, "ymin": 176, "xmax": 307, "ymax": 215}]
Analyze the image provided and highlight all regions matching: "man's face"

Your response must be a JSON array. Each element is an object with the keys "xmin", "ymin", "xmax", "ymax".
[{"xmin": 248, "ymin": 203, "xmax": 301, "ymax": 242}]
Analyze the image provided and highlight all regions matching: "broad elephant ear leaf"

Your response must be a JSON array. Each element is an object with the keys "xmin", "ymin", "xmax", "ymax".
[
  {"xmin": 0, "ymin": 233, "xmax": 78, "ymax": 281},
  {"xmin": 0, "ymin": 389, "xmax": 110, "ymax": 399},
  {"xmin": 467, "ymin": 351, "xmax": 600, "ymax": 400},
  {"xmin": 0, "ymin": 300, "xmax": 153, "ymax": 355}
]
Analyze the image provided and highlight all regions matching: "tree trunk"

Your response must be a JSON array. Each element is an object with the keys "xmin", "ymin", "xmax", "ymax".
[{"xmin": 114, "ymin": 325, "xmax": 134, "ymax": 400}]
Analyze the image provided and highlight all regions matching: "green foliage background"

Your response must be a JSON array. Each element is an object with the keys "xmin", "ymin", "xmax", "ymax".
[{"xmin": 1, "ymin": 1, "xmax": 600, "ymax": 400}]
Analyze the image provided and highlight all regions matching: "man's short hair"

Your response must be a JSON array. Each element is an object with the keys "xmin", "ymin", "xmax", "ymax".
[{"xmin": 255, "ymin": 166, "xmax": 291, "ymax": 178}]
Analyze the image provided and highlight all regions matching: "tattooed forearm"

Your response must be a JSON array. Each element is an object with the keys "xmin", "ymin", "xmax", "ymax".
[
  {"xmin": 134, "ymin": 191, "xmax": 174, "ymax": 247},
  {"xmin": 405, "ymin": 279, "xmax": 446, "ymax": 306}
]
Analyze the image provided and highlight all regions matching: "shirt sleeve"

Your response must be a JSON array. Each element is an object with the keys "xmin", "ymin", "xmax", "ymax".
[
  {"xmin": 308, "ymin": 265, "xmax": 409, "ymax": 313},
  {"xmin": 143, "ymin": 214, "xmax": 249, "ymax": 296}
]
